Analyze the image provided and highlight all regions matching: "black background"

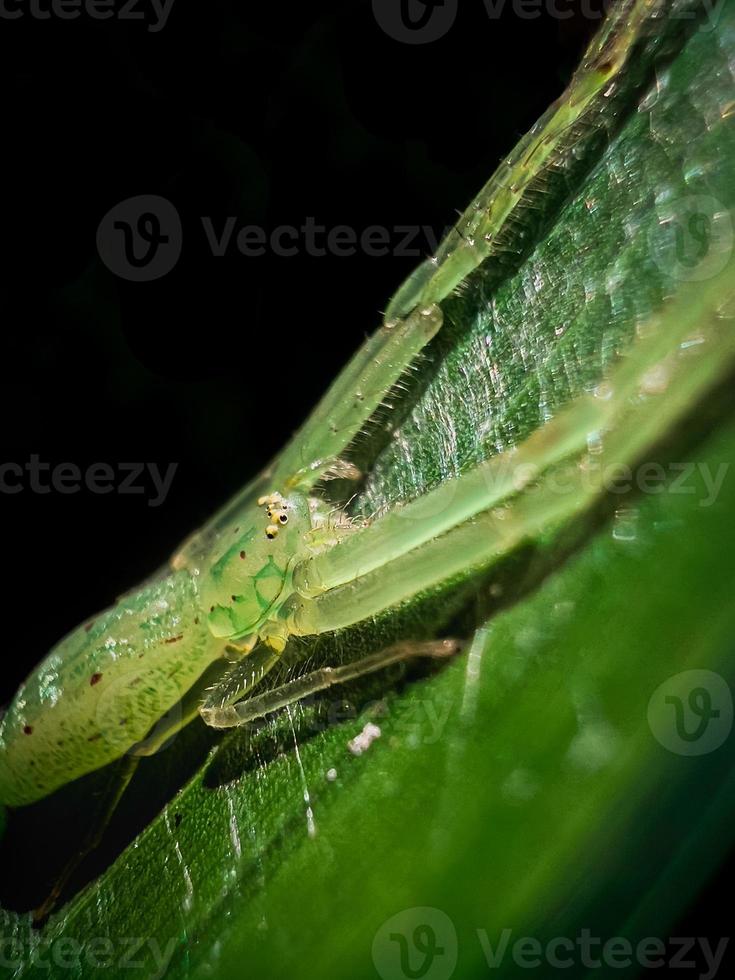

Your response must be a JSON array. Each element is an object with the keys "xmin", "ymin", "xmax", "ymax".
[
  {"xmin": 0, "ymin": 0, "xmax": 599, "ymax": 700},
  {"xmin": 0, "ymin": 0, "xmax": 729, "ymax": 951}
]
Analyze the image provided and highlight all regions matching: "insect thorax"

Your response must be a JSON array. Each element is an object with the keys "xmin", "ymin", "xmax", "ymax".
[{"xmin": 201, "ymin": 490, "xmax": 312, "ymax": 639}]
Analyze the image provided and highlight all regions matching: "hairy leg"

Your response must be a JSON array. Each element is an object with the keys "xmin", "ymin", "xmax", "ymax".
[
  {"xmin": 172, "ymin": 304, "xmax": 442, "ymax": 570},
  {"xmin": 201, "ymin": 639, "xmax": 460, "ymax": 729},
  {"xmin": 289, "ymin": 263, "xmax": 735, "ymax": 634},
  {"xmin": 199, "ymin": 644, "xmax": 282, "ymax": 728},
  {"xmin": 271, "ymin": 304, "xmax": 443, "ymax": 492}
]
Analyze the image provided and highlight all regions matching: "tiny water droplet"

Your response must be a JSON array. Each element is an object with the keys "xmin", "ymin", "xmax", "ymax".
[
  {"xmin": 612, "ymin": 507, "xmax": 639, "ymax": 542},
  {"xmin": 680, "ymin": 334, "xmax": 706, "ymax": 350},
  {"xmin": 587, "ymin": 431, "xmax": 604, "ymax": 455}
]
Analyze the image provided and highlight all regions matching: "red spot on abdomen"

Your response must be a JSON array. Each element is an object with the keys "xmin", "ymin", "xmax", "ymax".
[
  {"xmin": 23, "ymin": 725, "xmax": 33, "ymax": 735},
  {"xmin": 90, "ymin": 673, "xmax": 103, "ymax": 686}
]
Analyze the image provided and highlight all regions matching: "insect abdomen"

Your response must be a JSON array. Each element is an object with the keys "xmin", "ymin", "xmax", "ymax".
[{"xmin": 0, "ymin": 570, "xmax": 220, "ymax": 807}]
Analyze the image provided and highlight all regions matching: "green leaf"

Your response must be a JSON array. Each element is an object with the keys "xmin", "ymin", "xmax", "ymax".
[{"xmin": 4, "ymin": 2, "xmax": 735, "ymax": 977}]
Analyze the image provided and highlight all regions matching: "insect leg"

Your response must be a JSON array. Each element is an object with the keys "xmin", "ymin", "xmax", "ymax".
[
  {"xmin": 33, "ymin": 753, "xmax": 141, "ymax": 924},
  {"xmin": 173, "ymin": 0, "xmax": 652, "ymax": 571},
  {"xmin": 201, "ymin": 639, "xmax": 460, "ymax": 729},
  {"xmin": 292, "ymin": 395, "xmax": 601, "ymax": 601},
  {"xmin": 172, "ymin": 305, "xmax": 442, "ymax": 570},
  {"xmin": 269, "ymin": 304, "xmax": 443, "ymax": 493},
  {"xmin": 199, "ymin": 644, "xmax": 282, "ymax": 729},
  {"xmin": 287, "ymin": 266, "xmax": 735, "ymax": 635},
  {"xmin": 385, "ymin": 0, "xmax": 655, "ymax": 320}
]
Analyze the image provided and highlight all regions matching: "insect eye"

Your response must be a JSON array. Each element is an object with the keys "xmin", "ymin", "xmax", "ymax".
[{"xmin": 279, "ymin": 514, "xmax": 288, "ymax": 524}]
